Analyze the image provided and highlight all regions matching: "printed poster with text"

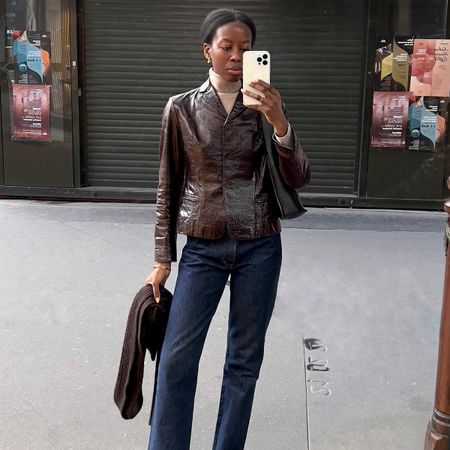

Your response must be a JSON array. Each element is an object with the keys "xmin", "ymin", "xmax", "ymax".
[
  {"xmin": 374, "ymin": 36, "xmax": 414, "ymax": 91},
  {"xmin": 410, "ymin": 39, "xmax": 450, "ymax": 97},
  {"xmin": 392, "ymin": 36, "xmax": 414, "ymax": 91},
  {"xmin": 371, "ymin": 92, "xmax": 410, "ymax": 148},
  {"xmin": 374, "ymin": 38, "xmax": 393, "ymax": 91},
  {"xmin": 12, "ymin": 84, "xmax": 51, "ymax": 141},
  {"xmin": 407, "ymin": 97, "xmax": 449, "ymax": 152},
  {"xmin": 12, "ymin": 30, "xmax": 51, "ymax": 85}
]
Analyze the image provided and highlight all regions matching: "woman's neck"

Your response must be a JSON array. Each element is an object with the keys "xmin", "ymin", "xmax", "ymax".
[{"xmin": 209, "ymin": 68, "xmax": 241, "ymax": 93}]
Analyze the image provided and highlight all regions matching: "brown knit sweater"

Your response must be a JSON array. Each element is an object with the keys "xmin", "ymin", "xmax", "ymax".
[{"xmin": 114, "ymin": 284, "xmax": 172, "ymax": 420}]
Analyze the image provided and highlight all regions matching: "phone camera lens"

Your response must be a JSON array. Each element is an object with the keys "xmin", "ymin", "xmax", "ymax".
[
  {"xmin": 257, "ymin": 57, "xmax": 262, "ymax": 62},
  {"xmin": 263, "ymin": 60, "xmax": 268, "ymax": 65},
  {"xmin": 263, "ymin": 54, "xmax": 268, "ymax": 59}
]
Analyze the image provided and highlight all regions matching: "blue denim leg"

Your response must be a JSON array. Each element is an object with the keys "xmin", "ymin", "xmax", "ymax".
[
  {"xmin": 147, "ymin": 232, "xmax": 281, "ymax": 450},
  {"xmin": 147, "ymin": 235, "xmax": 231, "ymax": 450},
  {"xmin": 212, "ymin": 234, "xmax": 282, "ymax": 450}
]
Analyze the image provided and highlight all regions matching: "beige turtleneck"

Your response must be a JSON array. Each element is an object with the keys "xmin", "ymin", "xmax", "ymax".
[
  {"xmin": 208, "ymin": 68, "xmax": 293, "ymax": 147},
  {"xmin": 209, "ymin": 68, "xmax": 241, "ymax": 114}
]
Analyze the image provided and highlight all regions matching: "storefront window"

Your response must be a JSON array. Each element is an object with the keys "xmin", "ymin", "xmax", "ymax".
[
  {"xmin": 367, "ymin": 0, "xmax": 450, "ymax": 200},
  {"xmin": 0, "ymin": 0, "xmax": 75, "ymax": 187}
]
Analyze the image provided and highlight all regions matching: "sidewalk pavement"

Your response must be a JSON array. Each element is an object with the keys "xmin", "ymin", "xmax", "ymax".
[{"xmin": 0, "ymin": 199, "xmax": 446, "ymax": 450}]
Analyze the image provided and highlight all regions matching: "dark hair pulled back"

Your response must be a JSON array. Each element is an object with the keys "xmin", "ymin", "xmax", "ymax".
[{"xmin": 200, "ymin": 8, "xmax": 256, "ymax": 46}]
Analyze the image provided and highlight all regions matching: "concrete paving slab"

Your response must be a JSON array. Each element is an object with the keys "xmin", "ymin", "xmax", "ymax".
[{"xmin": 0, "ymin": 200, "xmax": 446, "ymax": 450}]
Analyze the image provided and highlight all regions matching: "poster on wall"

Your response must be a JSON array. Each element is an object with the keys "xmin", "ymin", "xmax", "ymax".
[
  {"xmin": 12, "ymin": 84, "xmax": 51, "ymax": 141},
  {"xmin": 11, "ymin": 30, "xmax": 51, "ymax": 85},
  {"xmin": 374, "ymin": 36, "xmax": 414, "ymax": 91},
  {"xmin": 407, "ymin": 96, "xmax": 449, "ymax": 152},
  {"xmin": 374, "ymin": 38, "xmax": 393, "ymax": 91},
  {"xmin": 371, "ymin": 92, "xmax": 410, "ymax": 148},
  {"xmin": 392, "ymin": 36, "xmax": 414, "ymax": 91},
  {"xmin": 410, "ymin": 39, "xmax": 450, "ymax": 97}
]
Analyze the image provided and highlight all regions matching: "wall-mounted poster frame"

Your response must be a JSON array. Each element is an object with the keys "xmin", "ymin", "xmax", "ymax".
[
  {"xmin": 0, "ymin": 0, "xmax": 80, "ymax": 188},
  {"xmin": 370, "ymin": 37, "xmax": 450, "ymax": 153},
  {"xmin": 360, "ymin": 0, "xmax": 450, "ymax": 202}
]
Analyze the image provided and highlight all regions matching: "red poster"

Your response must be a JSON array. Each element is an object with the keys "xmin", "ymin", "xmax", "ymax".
[
  {"xmin": 12, "ymin": 84, "xmax": 51, "ymax": 141},
  {"xmin": 371, "ymin": 92, "xmax": 410, "ymax": 148}
]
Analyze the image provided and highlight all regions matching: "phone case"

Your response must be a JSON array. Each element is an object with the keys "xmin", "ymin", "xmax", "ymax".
[{"xmin": 243, "ymin": 51, "xmax": 271, "ymax": 106}]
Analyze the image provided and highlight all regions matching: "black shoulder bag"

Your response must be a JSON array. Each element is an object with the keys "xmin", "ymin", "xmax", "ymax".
[{"xmin": 261, "ymin": 115, "xmax": 307, "ymax": 219}]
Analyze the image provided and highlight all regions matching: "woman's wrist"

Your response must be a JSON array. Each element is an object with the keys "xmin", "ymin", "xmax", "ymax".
[
  {"xmin": 273, "ymin": 116, "xmax": 289, "ymax": 137},
  {"xmin": 154, "ymin": 262, "xmax": 171, "ymax": 271}
]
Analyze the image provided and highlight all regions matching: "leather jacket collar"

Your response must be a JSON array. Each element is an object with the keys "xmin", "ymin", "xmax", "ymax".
[{"xmin": 198, "ymin": 78, "xmax": 246, "ymax": 122}]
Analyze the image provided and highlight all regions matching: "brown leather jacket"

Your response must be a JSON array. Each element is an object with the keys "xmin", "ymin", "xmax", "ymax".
[{"xmin": 154, "ymin": 79, "xmax": 310, "ymax": 262}]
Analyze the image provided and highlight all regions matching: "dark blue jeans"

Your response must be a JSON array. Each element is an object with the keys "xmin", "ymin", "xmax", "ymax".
[{"xmin": 147, "ymin": 231, "xmax": 282, "ymax": 450}]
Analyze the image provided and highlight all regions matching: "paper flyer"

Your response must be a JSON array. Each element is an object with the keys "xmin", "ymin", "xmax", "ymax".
[
  {"xmin": 374, "ymin": 38, "xmax": 393, "ymax": 91},
  {"xmin": 410, "ymin": 39, "xmax": 450, "ymax": 97},
  {"xmin": 407, "ymin": 97, "xmax": 449, "ymax": 152},
  {"xmin": 12, "ymin": 84, "xmax": 51, "ymax": 141},
  {"xmin": 392, "ymin": 36, "xmax": 414, "ymax": 91},
  {"xmin": 432, "ymin": 40, "xmax": 450, "ymax": 97},
  {"xmin": 12, "ymin": 30, "xmax": 51, "ymax": 85},
  {"xmin": 371, "ymin": 92, "xmax": 410, "ymax": 148}
]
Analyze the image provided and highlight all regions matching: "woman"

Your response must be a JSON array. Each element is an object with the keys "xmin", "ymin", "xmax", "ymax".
[{"xmin": 144, "ymin": 8, "xmax": 310, "ymax": 450}]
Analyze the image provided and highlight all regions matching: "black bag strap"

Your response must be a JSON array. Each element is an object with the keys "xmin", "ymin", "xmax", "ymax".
[{"xmin": 261, "ymin": 114, "xmax": 307, "ymax": 219}]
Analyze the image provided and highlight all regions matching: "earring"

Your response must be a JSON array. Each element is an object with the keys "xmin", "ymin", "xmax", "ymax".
[{"xmin": 207, "ymin": 58, "xmax": 211, "ymax": 64}]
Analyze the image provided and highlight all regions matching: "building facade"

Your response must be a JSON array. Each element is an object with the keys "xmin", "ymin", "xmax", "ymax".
[{"xmin": 0, "ymin": 0, "xmax": 449, "ymax": 209}]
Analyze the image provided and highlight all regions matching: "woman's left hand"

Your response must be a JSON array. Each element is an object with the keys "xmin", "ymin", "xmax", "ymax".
[{"xmin": 241, "ymin": 80, "xmax": 289, "ymax": 137}]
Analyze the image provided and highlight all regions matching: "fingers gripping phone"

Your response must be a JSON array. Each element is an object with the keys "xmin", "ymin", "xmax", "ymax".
[{"xmin": 243, "ymin": 51, "xmax": 271, "ymax": 106}]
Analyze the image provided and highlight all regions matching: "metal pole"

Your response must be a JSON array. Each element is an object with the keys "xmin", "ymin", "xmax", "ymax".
[{"xmin": 424, "ymin": 194, "xmax": 450, "ymax": 450}]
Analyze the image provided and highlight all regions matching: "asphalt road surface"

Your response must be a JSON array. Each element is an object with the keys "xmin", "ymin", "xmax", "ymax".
[{"xmin": 0, "ymin": 200, "xmax": 446, "ymax": 450}]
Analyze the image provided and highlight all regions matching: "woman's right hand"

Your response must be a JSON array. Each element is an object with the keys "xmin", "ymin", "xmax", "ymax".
[{"xmin": 144, "ymin": 267, "xmax": 171, "ymax": 303}]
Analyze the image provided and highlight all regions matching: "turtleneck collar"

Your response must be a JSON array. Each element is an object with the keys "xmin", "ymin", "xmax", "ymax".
[{"xmin": 209, "ymin": 68, "xmax": 241, "ymax": 94}]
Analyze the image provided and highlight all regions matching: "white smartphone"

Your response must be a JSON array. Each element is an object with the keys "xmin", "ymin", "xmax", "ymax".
[{"xmin": 243, "ymin": 50, "xmax": 271, "ymax": 106}]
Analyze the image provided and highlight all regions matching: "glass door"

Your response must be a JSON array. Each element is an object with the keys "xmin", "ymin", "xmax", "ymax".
[
  {"xmin": 0, "ymin": 0, "xmax": 76, "ymax": 187},
  {"xmin": 365, "ymin": 0, "xmax": 449, "ymax": 200}
]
